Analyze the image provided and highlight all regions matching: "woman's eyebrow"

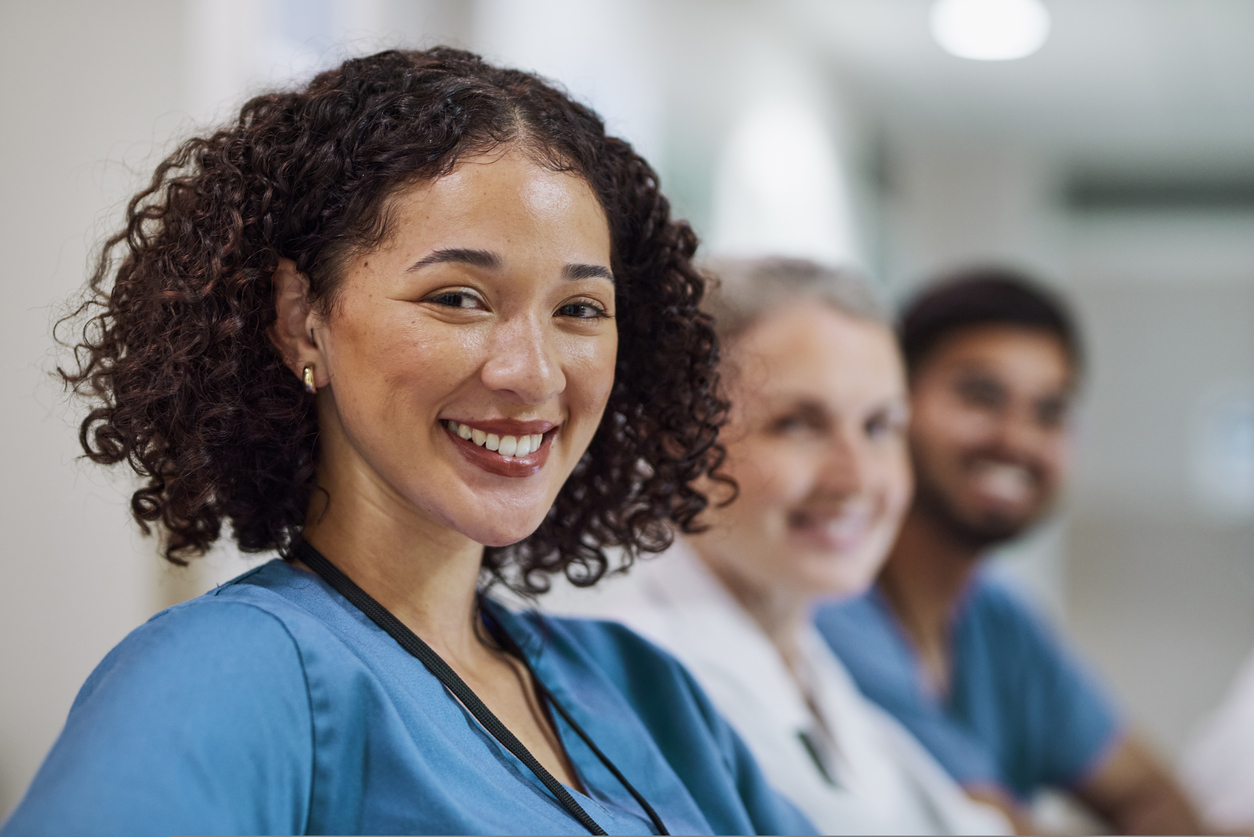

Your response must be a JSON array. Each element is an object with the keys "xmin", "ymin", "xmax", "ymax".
[
  {"xmin": 407, "ymin": 249, "xmax": 612, "ymax": 283},
  {"xmin": 407, "ymin": 247, "xmax": 501, "ymax": 272},
  {"xmin": 564, "ymin": 263, "xmax": 614, "ymax": 283}
]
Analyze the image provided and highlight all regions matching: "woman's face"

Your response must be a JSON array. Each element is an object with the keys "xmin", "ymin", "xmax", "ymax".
[
  {"xmin": 309, "ymin": 149, "xmax": 617, "ymax": 547},
  {"xmin": 692, "ymin": 303, "xmax": 913, "ymax": 601}
]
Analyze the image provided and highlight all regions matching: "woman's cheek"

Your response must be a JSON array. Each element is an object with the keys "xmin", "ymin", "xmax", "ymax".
[
  {"xmin": 568, "ymin": 335, "xmax": 617, "ymax": 412},
  {"xmin": 744, "ymin": 442, "xmax": 812, "ymax": 506}
]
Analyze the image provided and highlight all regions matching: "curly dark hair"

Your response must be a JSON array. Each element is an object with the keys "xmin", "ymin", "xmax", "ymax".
[{"xmin": 59, "ymin": 47, "xmax": 728, "ymax": 593}]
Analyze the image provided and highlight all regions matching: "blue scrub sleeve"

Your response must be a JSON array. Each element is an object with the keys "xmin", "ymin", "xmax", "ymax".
[
  {"xmin": 987, "ymin": 584, "xmax": 1123, "ymax": 791},
  {"xmin": 2, "ymin": 601, "xmax": 314, "ymax": 837}
]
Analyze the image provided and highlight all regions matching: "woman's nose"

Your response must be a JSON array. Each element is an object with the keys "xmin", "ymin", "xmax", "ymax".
[
  {"xmin": 479, "ymin": 313, "xmax": 566, "ymax": 404},
  {"xmin": 816, "ymin": 432, "xmax": 868, "ymax": 498}
]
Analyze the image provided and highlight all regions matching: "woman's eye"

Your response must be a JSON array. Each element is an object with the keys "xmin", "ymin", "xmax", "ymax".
[
  {"xmin": 866, "ymin": 408, "xmax": 908, "ymax": 441},
  {"xmin": 427, "ymin": 290, "xmax": 484, "ymax": 310},
  {"xmin": 771, "ymin": 414, "xmax": 813, "ymax": 435},
  {"xmin": 557, "ymin": 300, "xmax": 610, "ymax": 319},
  {"xmin": 866, "ymin": 417, "xmax": 895, "ymax": 440}
]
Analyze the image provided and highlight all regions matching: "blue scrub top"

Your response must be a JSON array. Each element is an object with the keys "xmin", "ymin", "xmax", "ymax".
[
  {"xmin": 815, "ymin": 571, "xmax": 1122, "ymax": 801},
  {"xmin": 3, "ymin": 560, "xmax": 814, "ymax": 836}
]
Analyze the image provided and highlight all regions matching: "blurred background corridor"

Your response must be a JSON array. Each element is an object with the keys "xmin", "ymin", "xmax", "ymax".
[{"xmin": 2, "ymin": 0, "xmax": 1253, "ymax": 822}]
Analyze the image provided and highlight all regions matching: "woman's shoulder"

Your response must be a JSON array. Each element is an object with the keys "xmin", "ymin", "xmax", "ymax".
[
  {"xmin": 72, "ymin": 559, "xmax": 372, "ymax": 719},
  {"xmin": 6, "ymin": 563, "xmax": 322, "ymax": 837},
  {"xmin": 173, "ymin": 558, "xmax": 368, "ymax": 636},
  {"xmin": 113, "ymin": 560, "xmax": 324, "ymax": 640},
  {"xmin": 91, "ymin": 563, "xmax": 310, "ymax": 678},
  {"xmin": 52, "ymin": 564, "xmax": 330, "ymax": 764}
]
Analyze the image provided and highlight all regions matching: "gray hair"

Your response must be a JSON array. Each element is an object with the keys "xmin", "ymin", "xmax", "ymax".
[{"xmin": 700, "ymin": 256, "xmax": 887, "ymax": 345}]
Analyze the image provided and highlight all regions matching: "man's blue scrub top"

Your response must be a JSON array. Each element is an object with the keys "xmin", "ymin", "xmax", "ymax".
[
  {"xmin": 815, "ymin": 571, "xmax": 1122, "ymax": 801},
  {"xmin": 3, "ymin": 560, "xmax": 814, "ymax": 836}
]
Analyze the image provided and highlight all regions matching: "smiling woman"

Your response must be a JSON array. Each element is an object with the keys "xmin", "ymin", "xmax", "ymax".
[
  {"xmin": 2, "ymin": 49, "xmax": 813, "ymax": 837},
  {"xmin": 272, "ymin": 151, "xmax": 620, "ymax": 558}
]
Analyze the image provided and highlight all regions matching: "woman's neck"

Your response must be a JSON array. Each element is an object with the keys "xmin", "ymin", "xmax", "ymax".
[
  {"xmin": 687, "ymin": 538, "xmax": 812, "ymax": 686},
  {"xmin": 299, "ymin": 466, "xmax": 487, "ymax": 664}
]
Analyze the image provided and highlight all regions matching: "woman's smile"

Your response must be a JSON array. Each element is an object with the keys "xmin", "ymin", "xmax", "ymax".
[
  {"xmin": 441, "ymin": 419, "xmax": 559, "ymax": 477},
  {"xmin": 786, "ymin": 502, "xmax": 875, "ymax": 552}
]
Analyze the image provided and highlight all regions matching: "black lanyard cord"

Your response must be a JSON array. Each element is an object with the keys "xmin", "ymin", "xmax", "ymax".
[
  {"xmin": 290, "ymin": 537, "xmax": 666, "ymax": 836},
  {"xmin": 479, "ymin": 601, "xmax": 669, "ymax": 836}
]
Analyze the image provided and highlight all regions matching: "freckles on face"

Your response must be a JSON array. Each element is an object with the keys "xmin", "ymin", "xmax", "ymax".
[
  {"xmin": 327, "ymin": 269, "xmax": 459, "ymax": 412},
  {"xmin": 695, "ymin": 304, "xmax": 912, "ymax": 600},
  {"xmin": 310, "ymin": 149, "xmax": 617, "ymax": 547}
]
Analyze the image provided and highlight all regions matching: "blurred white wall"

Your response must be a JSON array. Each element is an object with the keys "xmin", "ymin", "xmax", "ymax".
[
  {"xmin": 471, "ymin": 0, "xmax": 668, "ymax": 170},
  {"xmin": 1066, "ymin": 235, "xmax": 1254, "ymax": 756},
  {"xmin": 704, "ymin": 39, "xmax": 863, "ymax": 266},
  {"xmin": 0, "ymin": 0, "xmax": 186, "ymax": 816}
]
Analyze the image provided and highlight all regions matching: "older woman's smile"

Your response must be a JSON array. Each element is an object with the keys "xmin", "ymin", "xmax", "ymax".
[{"xmin": 786, "ymin": 502, "xmax": 875, "ymax": 551}]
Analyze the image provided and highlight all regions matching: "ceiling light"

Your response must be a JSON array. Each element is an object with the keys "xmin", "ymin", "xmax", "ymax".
[{"xmin": 930, "ymin": 0, "xmax": 1051, "ymax": 61}]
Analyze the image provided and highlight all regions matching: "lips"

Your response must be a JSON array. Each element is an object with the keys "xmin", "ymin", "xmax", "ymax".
[
  {"xmin": 441, "ymin": 418, "xmax": 557, "ymax": 477},
  {"xmin": 787, "ymin": 507, "xmax": 874, "ymax": 551}
]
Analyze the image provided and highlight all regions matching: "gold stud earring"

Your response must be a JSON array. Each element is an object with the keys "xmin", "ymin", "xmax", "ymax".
[{"xmin": 302, "ymin": 364, "xmax": 316, "ymax": 394}]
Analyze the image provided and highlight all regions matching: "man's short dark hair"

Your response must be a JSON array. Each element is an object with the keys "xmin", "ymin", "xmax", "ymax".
[{"xmin": 899, "ymin": 266, "xmax": 1081, "ymax": 377}]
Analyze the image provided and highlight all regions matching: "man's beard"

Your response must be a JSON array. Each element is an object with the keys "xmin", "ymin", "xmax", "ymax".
[{"xmin": 911, "ymin": 461, "xmax": 1036, "ymax": 552}]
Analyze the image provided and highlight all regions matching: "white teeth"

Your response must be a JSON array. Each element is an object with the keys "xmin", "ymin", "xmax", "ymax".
[
  {"xmin": 822, "ymin": 515, "xmax": 868, "ymax": 539},
  {"xmin": 974, "ymin": 462, "xmax": 1033, "ymax": 503},
  {"xmin": 446, "ymin": 421, "xmax": 547, "ymax": 458}
]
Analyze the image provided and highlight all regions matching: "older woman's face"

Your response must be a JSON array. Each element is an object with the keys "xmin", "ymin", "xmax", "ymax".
[
  {"xmin": 311, "ymin": 149, "xmax": 617, "ymax": 547},
  {"xmin": 694, "ymin": 304, "xmax": 912, "ymax": 600}
]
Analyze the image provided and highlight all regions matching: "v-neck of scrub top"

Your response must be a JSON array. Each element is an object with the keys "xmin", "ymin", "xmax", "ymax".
[{"xmin": 469, "ymin": 601, "xmax": 659, "ymax": 834}]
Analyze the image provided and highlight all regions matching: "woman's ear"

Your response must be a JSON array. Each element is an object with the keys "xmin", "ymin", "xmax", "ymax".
[{"xmin": 268, "ymin": 258, "xmax": 326, "ymax": 385}]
